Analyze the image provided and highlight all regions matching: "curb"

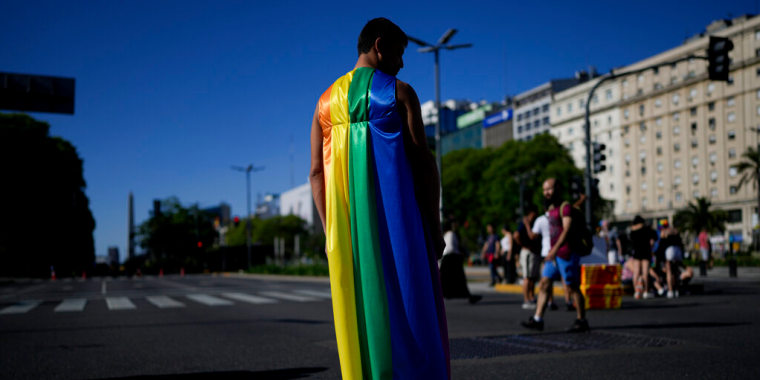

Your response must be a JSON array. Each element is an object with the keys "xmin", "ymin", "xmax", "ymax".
[
  {"xmin": 219, "ymin": 272, "xmax": 330, "ymax": 283},
  {"xmin": 493, "ymin": 283, "xmax": 566, "ymax": 297}
]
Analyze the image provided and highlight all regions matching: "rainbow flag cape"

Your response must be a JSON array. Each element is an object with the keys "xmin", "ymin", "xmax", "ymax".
[{"xmin": 317, "ymin": 67, "xmax": 450, "ymax": 380}]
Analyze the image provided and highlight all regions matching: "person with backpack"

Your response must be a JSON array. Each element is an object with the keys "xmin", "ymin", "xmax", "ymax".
[{"xmin": 522, "ymin": 178, "xmax": 590, "ymax": 333}]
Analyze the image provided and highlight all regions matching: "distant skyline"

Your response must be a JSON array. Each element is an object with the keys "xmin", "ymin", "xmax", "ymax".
[{"xmin": 1, "ymin": 0, "xmax": 757, "ymax": 260}]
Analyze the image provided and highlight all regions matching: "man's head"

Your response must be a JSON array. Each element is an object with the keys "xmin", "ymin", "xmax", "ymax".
[
  {"xmin": 486, "ymin": 224, "xmax": 493, "ymax": 234},
  {"xmin": 542, "ymin": 177, "xmax": 562, "ymax": 207},
  {"xmin": 357, "ymin": 18, "xmax": 407, "ymax": 76},
  {"xmin": 525, "ymin": 203, "xmax": 538, "ymax": 222}
]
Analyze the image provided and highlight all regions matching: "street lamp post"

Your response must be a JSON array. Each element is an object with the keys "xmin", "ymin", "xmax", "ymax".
[
  {"xmin": 232, "ymin": 164, "xmax": 264, "ymax": 269},
  {"xmin": 408, "ymin": 29, "xmax": 472, "ymax": 223}
]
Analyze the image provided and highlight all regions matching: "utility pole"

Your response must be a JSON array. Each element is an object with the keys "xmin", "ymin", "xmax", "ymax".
[{"xmin": 232, "ymin": 164, "xmax": 264, "ymax": 269}]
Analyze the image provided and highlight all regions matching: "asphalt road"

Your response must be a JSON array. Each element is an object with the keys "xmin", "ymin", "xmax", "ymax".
[{"xmin": 1, "ymin": 273, "xmax": 758, "ymax": 379}]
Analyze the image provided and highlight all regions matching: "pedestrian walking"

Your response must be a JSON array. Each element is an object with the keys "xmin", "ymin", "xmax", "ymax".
[
  {"xmin": 662, "ymin": 226, "xmax": 685, "ymax": 298},
  {"xmin": 514, "ymin": 204, "xmax": 541, "ymax": 309},
  {"xmin": 629, "ymin": 215, "xmax": 656, "ymax": 299},
  {"xmin": 309, "ymin": 18, "xmax": 449, "ymax": 379},
  {"xmin": 440, "ymin": 220, "xmax": 482, "ymax": 304},
  {"xmin": 481, "ymin": 224, "xmax": 503, "ymax": 286},
  {"xmin": 521, "ymin": 178, "xmax": 590, "ymax": 332},
  {"xmin": 500, "ymin": 225, "xmax": 517, "ymax": 284}
]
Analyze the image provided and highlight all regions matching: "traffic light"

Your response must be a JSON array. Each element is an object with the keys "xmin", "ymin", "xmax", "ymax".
[
  {"xmin": 233, "ymin": 216, "xmax": 240, "ymax": 227},
  {"xmin": 592, "ymin": 142, "xmax": 606, "ymax": 174},
  {"xmin": 707, "ymin": 36, "xmax": 734, "ymax": 82}
]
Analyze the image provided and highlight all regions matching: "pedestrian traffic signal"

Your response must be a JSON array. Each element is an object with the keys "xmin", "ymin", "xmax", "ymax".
[
  {"xmin": 707, "ymin": 36, "xmax": 734, "ymax": 82},
  {"xmin": 592, "ymin": 142, "xmax": 606, "ymax": 174},
  {"xmin": 233, "ymin": 216, "xmax": 240, "ymax": 227}
]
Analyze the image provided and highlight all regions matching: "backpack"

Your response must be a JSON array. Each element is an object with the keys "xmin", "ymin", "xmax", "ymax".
[{"xmin": 560, "ymin": 201, "xmax": 593, "ymax": 256}]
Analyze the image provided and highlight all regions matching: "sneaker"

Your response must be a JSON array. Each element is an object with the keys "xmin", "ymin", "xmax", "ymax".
[
  {"xmin": 643, "ymin": 292, "xmax": 651, "ymax": 299},
  {"xmin": 634, "ymin": 291, "xmax": 642, "ymax": 300},
  {"xmin": 468, "ymin": 295, "xmax": 482, "ymax": 304},
  {"xmin": 566, "ymin": 303, "xmax": 576, "ymax": 312},
  {"xmin": 549, "ymin": 302, "xmax": 559, "ymax": 311},
  {"xmin": 521, "ymin": 316, "xmax": 544, "ymax": 331},
  {"xmin": 674, "ymin": 290, "xmax": 680, "ymax": 298},
  {"xmin": 657, "ymin": 288, "xmax": 667, "ymax": 297},
  {"xmin": 522, "ymin": 302, "xmax": 537, "ymax": 310},
  {"xmin": 566, "ymin": 319, "xmax": 590, "ymax": 333},
  {"xmin": 666, "ymin": 291, "xmax": 674, "ymax": 299}
]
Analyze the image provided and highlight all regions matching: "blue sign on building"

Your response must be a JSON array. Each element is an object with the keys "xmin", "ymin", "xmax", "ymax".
[{"xmin": 483, "ymin": 109, "xmax": 513, "ymax": 128}]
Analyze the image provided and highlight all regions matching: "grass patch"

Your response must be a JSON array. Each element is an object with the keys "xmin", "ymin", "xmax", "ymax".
[{"xmin": 246, "ymin": 263, "xmax": 329, "ymax": 276}]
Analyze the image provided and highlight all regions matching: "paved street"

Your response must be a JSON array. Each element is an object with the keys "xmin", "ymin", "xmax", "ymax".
[{"xmin": 1, "ymin": 272, "xmax": 759, "ymax": 379}]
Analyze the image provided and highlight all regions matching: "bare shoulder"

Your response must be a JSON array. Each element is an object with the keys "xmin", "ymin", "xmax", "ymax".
[{"xmin": 396, "ymin": 79, "xmax": 419, "ymax": 105}]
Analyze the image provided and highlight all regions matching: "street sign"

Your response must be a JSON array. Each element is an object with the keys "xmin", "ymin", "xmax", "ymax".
[{"xmin": 483, "ymin": 109, "xmax": 512, "ymax": 128}]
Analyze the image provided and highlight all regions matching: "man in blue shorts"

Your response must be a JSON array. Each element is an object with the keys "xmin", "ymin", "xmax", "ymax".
[{"xmin": 521, "ymin": 178, "xmax": 590, "ymax": 332}]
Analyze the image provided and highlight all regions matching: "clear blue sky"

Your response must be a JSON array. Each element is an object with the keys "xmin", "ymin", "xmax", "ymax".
[{"xmin": 1, "ymin": 0, "xmax": 757, "ymax": 260}]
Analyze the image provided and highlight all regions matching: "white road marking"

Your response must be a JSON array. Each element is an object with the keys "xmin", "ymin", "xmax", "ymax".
[
  {"xmin": 54, "ymin": 298, "xmax": 87, "ymax": 312},
  {"xmin": 222, "ymin": 292, "xmax": 277, "ymax": 304},
  {"xmin": 146, "ymin": 296, "xmax": 185, "ymax": 308},
  {"xmin": 258, "ymin": 291, "xmax": 318, "ymax": 302},
  {"xmin": 101, "ymin": 281, "xmax": 107, "ymax": 295},
  {"xmin": 186, "ymin": 294, "xmax": 233, "ymax": 306},
  {"xmin": 105, "ymin": 297, "xmax": 136, "ymax": 310},
  {"xmin": 294, "ymin": 289, "xmax": 332, "ymax": 299},
  {"xmin": 0, "ymin": 300, "xmax": 42, "ymax": 314}
]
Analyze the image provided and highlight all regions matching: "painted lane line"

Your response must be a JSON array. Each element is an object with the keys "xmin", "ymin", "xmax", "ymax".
[
  {"xmin": 105, "ymin": 297, "xmax": 136, "ymax": 310},
  {"xmin": 294, "ymin": 289, "xmax": 332, "ymax": 299},
  {"xmin": 0, "ymin": 300, "xmax": 42, "ymax": 315},
  {"xmin": 258, "ymin": 291, "xmax": 318, "ymax": 302},
  {"xmin": 55, "ymin": 298, "xmax": 87, "ymax": 312},
  {"xmin": 101, "ymin": 281, "xmax": 107, "ymax": 295},
  {"xmin": 186, "ymin": 294, "xmax": 233, "ymax": 306},
  {"xmin": 146, "ymin": 296, "xmax": 185, "ymax": 308},
  {"xmin": 222, "ymin": 292, "xmax": 277, "ymax": 304}
]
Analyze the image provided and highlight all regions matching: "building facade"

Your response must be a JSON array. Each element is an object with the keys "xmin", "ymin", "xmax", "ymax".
[
  {"xmin": 280, "ymin": 182, "xmax": 322, "ymax": 233},
  {"xmin": 482, "ymin": 107, "xmax": 514, "ymax": 148},
  {"xmin": 514, "ymin": 78, "xmax": 584, "ymax": 141}
]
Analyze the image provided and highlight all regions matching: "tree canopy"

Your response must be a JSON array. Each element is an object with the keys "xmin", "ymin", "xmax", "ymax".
[
  {"xmin": 0, "ymin": 113, "xmax": 95, "ymax": 277},
  {"xmin": 673, "ymin": 197, "xmax": 727, "ymax": 235}
]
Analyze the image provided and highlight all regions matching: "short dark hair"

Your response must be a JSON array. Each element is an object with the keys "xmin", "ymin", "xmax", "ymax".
[
  {"xmin": 357, "ymin": 18, "xmax": 408, "ymax": 56},
  {"xmin": 525, "ymin": 204, "xmax": 539, "ymax": 215}
]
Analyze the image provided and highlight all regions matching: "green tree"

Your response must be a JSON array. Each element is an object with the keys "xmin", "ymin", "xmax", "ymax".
[
  {"xmin": 673, "ymin": 197, "xmax": 727, "ymax": 236},
  {"xmin": 0, "ymin": 113, "xmax": 95, "ymax": 277},
  {"xmin": 137, "ymin": 197, "xmax": 217, "ymax": 270},
  {"xmin": 735, "ymin": 146, "xmax": 760, "ymax": 226},
  {"xmin": 225, "ymin": 214, "xmax": 313, "ymax": 259}
]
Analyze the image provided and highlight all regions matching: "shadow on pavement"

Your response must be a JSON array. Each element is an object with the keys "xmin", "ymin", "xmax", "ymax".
[
  {"xmin": 595, "ymin": 321, "xmax": 750, "ymax": 330},
  {"xmin": 619, "ymin": 302, "xmax": 702, "ymax": 310},
  {"xmin": 96, "ymin": 367, "xmax": 328, "ymax": 379}
]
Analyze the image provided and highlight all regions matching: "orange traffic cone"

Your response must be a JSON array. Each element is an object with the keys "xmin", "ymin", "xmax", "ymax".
[
  {"xmin": 180, "ymin": 267, "xmax": 185, "ymax": 277},
  {"xmin": 159, "ymin": 268, "xmax": 164, "ymax": 277}
]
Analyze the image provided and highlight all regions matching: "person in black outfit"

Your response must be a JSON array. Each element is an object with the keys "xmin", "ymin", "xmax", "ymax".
[
  {"xmin": 629, "ymin": 215, "xmax": 657, "ymax": 299},
  {"xmin": 440, "ymin": 220, "xmax": 482, "ymax": 304}
]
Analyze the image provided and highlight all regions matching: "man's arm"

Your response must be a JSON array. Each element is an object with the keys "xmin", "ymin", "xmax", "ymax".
[
  {"xmin": 547, "ymin": 211, "xmax": 572, "ymax": 261},
  {"xmin": 309, "ymin": 104, "xmax": 327, "ymax": 235},
  {"xmin": 396, "ymin": 79, "xmax": 445, "ymax": 258}
]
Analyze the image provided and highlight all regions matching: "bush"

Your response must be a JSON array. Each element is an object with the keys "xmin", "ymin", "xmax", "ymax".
[{"xmin": 246, "ymin": 263, "xmax": 329, "ymax": 276}]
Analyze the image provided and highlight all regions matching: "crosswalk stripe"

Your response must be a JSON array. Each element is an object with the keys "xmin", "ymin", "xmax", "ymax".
[
  {"xmin": 55, "ymin": 298, "xmax": 86, "ymax": 312},
  {"xmin": 222, "ymin": 292, "xmax": 277, "ymax": 304},
  {"xmin": 294, "ymin": 289, "xmax": 332, "ymax": 299},
  {"xmin": 0, "ymin": 300, "xmax": 42, "ymax": 315},
  {"xmin": 106, "ymin": 297, "xmax": 136, "ymax": 310},
  {"xmin": 186, "ymin": 294, "xmax": 233, "ymax": 306},
  {"xmin": 258, "ymin": 291, "xmax": 318, "ymax": 302},
  {"xmin": 146, "ymin": 296, "xmax": 185, "ymax": 308}
]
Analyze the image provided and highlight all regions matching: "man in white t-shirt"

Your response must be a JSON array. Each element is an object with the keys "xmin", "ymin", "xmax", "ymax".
[{"xmin": 500, "ymin": 226, "xmax": 515, "ymax": 284}]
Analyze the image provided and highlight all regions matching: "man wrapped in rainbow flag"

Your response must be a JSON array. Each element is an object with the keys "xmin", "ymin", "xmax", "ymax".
[{"xmin": 309, "ymin": 17, "xmax": 450, "ymax": 380}]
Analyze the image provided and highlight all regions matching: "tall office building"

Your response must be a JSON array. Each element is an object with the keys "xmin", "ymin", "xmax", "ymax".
[{"xmin": 514, "ymin": 77, "xmax": 588, "ymax": 141}]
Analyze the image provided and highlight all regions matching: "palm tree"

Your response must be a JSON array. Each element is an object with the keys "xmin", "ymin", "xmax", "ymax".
[
  {"xmin": 673, "ymin": 197, "xmax": 727, "ymax": 236},
  {"xmin": 735, "ymin": 146, "xmax": 760, "ymax": 228}
]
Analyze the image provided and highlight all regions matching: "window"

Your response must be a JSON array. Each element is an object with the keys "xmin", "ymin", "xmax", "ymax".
[
  {"xmin": 730, "ymin": 186, "xmax": 738, "ymax": 195},
  {"xmin": 639, "ymin": 150, "xmax": 647, "ymax": 160},
  {"xmin": 728, "ymin": 130, "xmax": 736, "ymax": 139},
  {"xmin": 517, "ymin": 113, "xmax": 523, "ymax": 121},
  {"xmin": 642, "ymin": 198, "xmax": 648, "ymax": 208},
  {"xmin": 674, "ymin": 125, "xmax": 680, "ymax": 135},
  {"xmin": 689, "ymin": 88, "xmax": 698, "ymax": 99},
  {"xmin": 654, "ymin": 83, "xmax": 663, "ymax": 90},
  {"xmin": 622, "ymin": 79, "xmax": 628, "ymax": 87},
  {"xmin": 756, "ymin": 29, "xmax": 760, "ymax": 40},
  {"xmin": 608, "ymin": 116, "xmax": 612, "ymax": 125},
  {"xmin": 656, "ymin": 130, "xmax": 662, "ymax": 140},
  {"xmin": 534, "ymin": 120, "xmax": 540, "ymax": 128},
  {"xmin": 693, "ymin": 190, "xmax": 700, "ymax": 198},
  {"xmin": 639, "ymin": 122, "xmax": 647, "ymax": 132},
  {"xmin": 578, "ymin": 99, "xmax": 584, "ymax": 109},
  {"xmin": 624, "ymin": 138, "xmax": 630, "ymax": 147},
  {"xmin": 641, "ymin": 167, "xmax": 647, "ymax": 175},
  {"xmin": 690, "ymin": 107, "xmax": 697, "ymax": 116},
  {"xmin": 672, "ymin": 94, "xmax": 680, "ymax": 105},
  {"xmin": 710, "ymin": 152, "xmax": 717, "ymax": 163},
  {"xmin": 655, "ymin": 98, "xmax": 662, "ymax": 108},
  {"xmin": 674, "ymin": 160, "xmax": 681, "ymax": 169},
  {"xmin": 657, "ymin": 179, "xmax": 664, "ymax": 188},
  {"xmin": 675, "ymin": 175, "xmax": 682, "ymax": 184},
  {"xmin": 542, "ymin": 104, "xmax": 549, "ymax": 112},
  {"xmin": 526, "ymin": 123, "xmax": 531, "ymax": 131},
  {"xmin": 691, "ymin": 156, "xmax": 698, "ymax": 167},
  {"xmin": 709, "ymin": 134, "xmax": 717, "ymax": 144},
  {"xmin": 657, "ymin": 146, "xmax": 663, "ymax": 155},
  {"xmin": 657, "ymin": 162, "xmax": 663, "ymax": 172},
  {"xmin": 656, "ymin": 117, "xmax": 663, "ymax": 126},
  {"xmin": 691, "ymin": 138, "xmax": 698, "ymax": 148},
  {"xmin": 639, "ymin": 104, "xmax": 645, "ymax": 116},
  {"xmin": 711, "ymin": 188, "xmax": 718, "ymax": 198},
  {"xmin": 709, "ymin": 118, "xmax": 716, "ymax": 130},
  {"xmin": 728, "ymin": 209, "xmax": 742, "ymax": 223},
  {"xmin": 708, "ymin": 102, "xmax": 715, "ymax": 111},
  {"xmin": 692, "ymin": 174, "xmax": 699, "ymax": 184},
  {"xmin": 658, "ymin": 195, "xmax": 665, "ymax": 204},
  {"xmin": 518, "ymin": 126, "xmax": 523, "ymax": 133},
  {"xmin": 569, "ymin": 127, "xmax": 574, "ymax": 135},
  {"xmin": 624, "ymin": 109, "xmax": 630, "ymax": 119},
  {"xmin": 707, "ymin": 83, "xmax": 715, "ymax": 94},
  {"xmin": 605, "ymin": 89, "xmax": 613, "ymax": 100},
  {"xmin": 729, "ymin": 148, "xmax": 737, "ymax": 159},
  {"xmin": 757, "ymin": 106, "xmax": 760, "ymax": 117},
  {"xmin": 640, "ymin": 135, "xmax": 646, "ymax": 144},
  {"xmin": 727, "ymin": 97, "xmax": 735, "ymax": 107},
  {"xmin": 533, "ymin": 107, "xmax": 539, "ymax": 115},
  {"xmin": 729, "ymin": 166, "xmax": 738, "ymax": 177},
  {"xmin": 543, "ymin": 117, "xmax": 550, "ymax": 125},
  {"xmin": 757, "ymin": 89, "xmax": 760, "ymax": 99},
  {"xmin": 757, "ymin": 67, "xmax": 760, "ymax": 77},
  {"xmin": 556, "ymin": 107, "xmax": 561, "ymax": 117},
  {"xmin": 626, "ymin": 200, "xmax": 632, "ymax": 209},
  {"xmin": 728, "ymin": 76, "xmax": 734, "ymax": 85},
  {"xmin": 567, "ymin": 103, "xmax": 573, "ymax": 112},
  {"xmin": 757, "ymin": 48, "xmax": 760, "ymax": 58},
  {"xmin": 676, "ymin": 192, "xmax": 683, "ymax": 201},
  {"xmin": 691, "ymin": 122, "xmax": 697, "ymax": 132},
  {"xmin": 637, "ymin": 74, "xmax": 644, "ymax": 84},
  {"xmin": 641, "ymin": 182, "xmax": 647, "ymax": 190},
  {"xmin": 625, "ymin": 170, "xmax": 630, "ymax": 177},
  {"xmin": 670, "ymin": 76, "xmax": 678, "ymax": 85},
  {"xmin": 593, "ymin": 95, "xmax": 599, "ymax": 104},
  {"xmin": 711, "ymin": 170, "xmax": 718, "ymax": 182},
  {"xmin": 674, "ymin": 143, "xmax": 680, "ymax": 152},
  {"xmin": 673, "ymin": 112, "xmax": 680, "ymax": 121}
]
